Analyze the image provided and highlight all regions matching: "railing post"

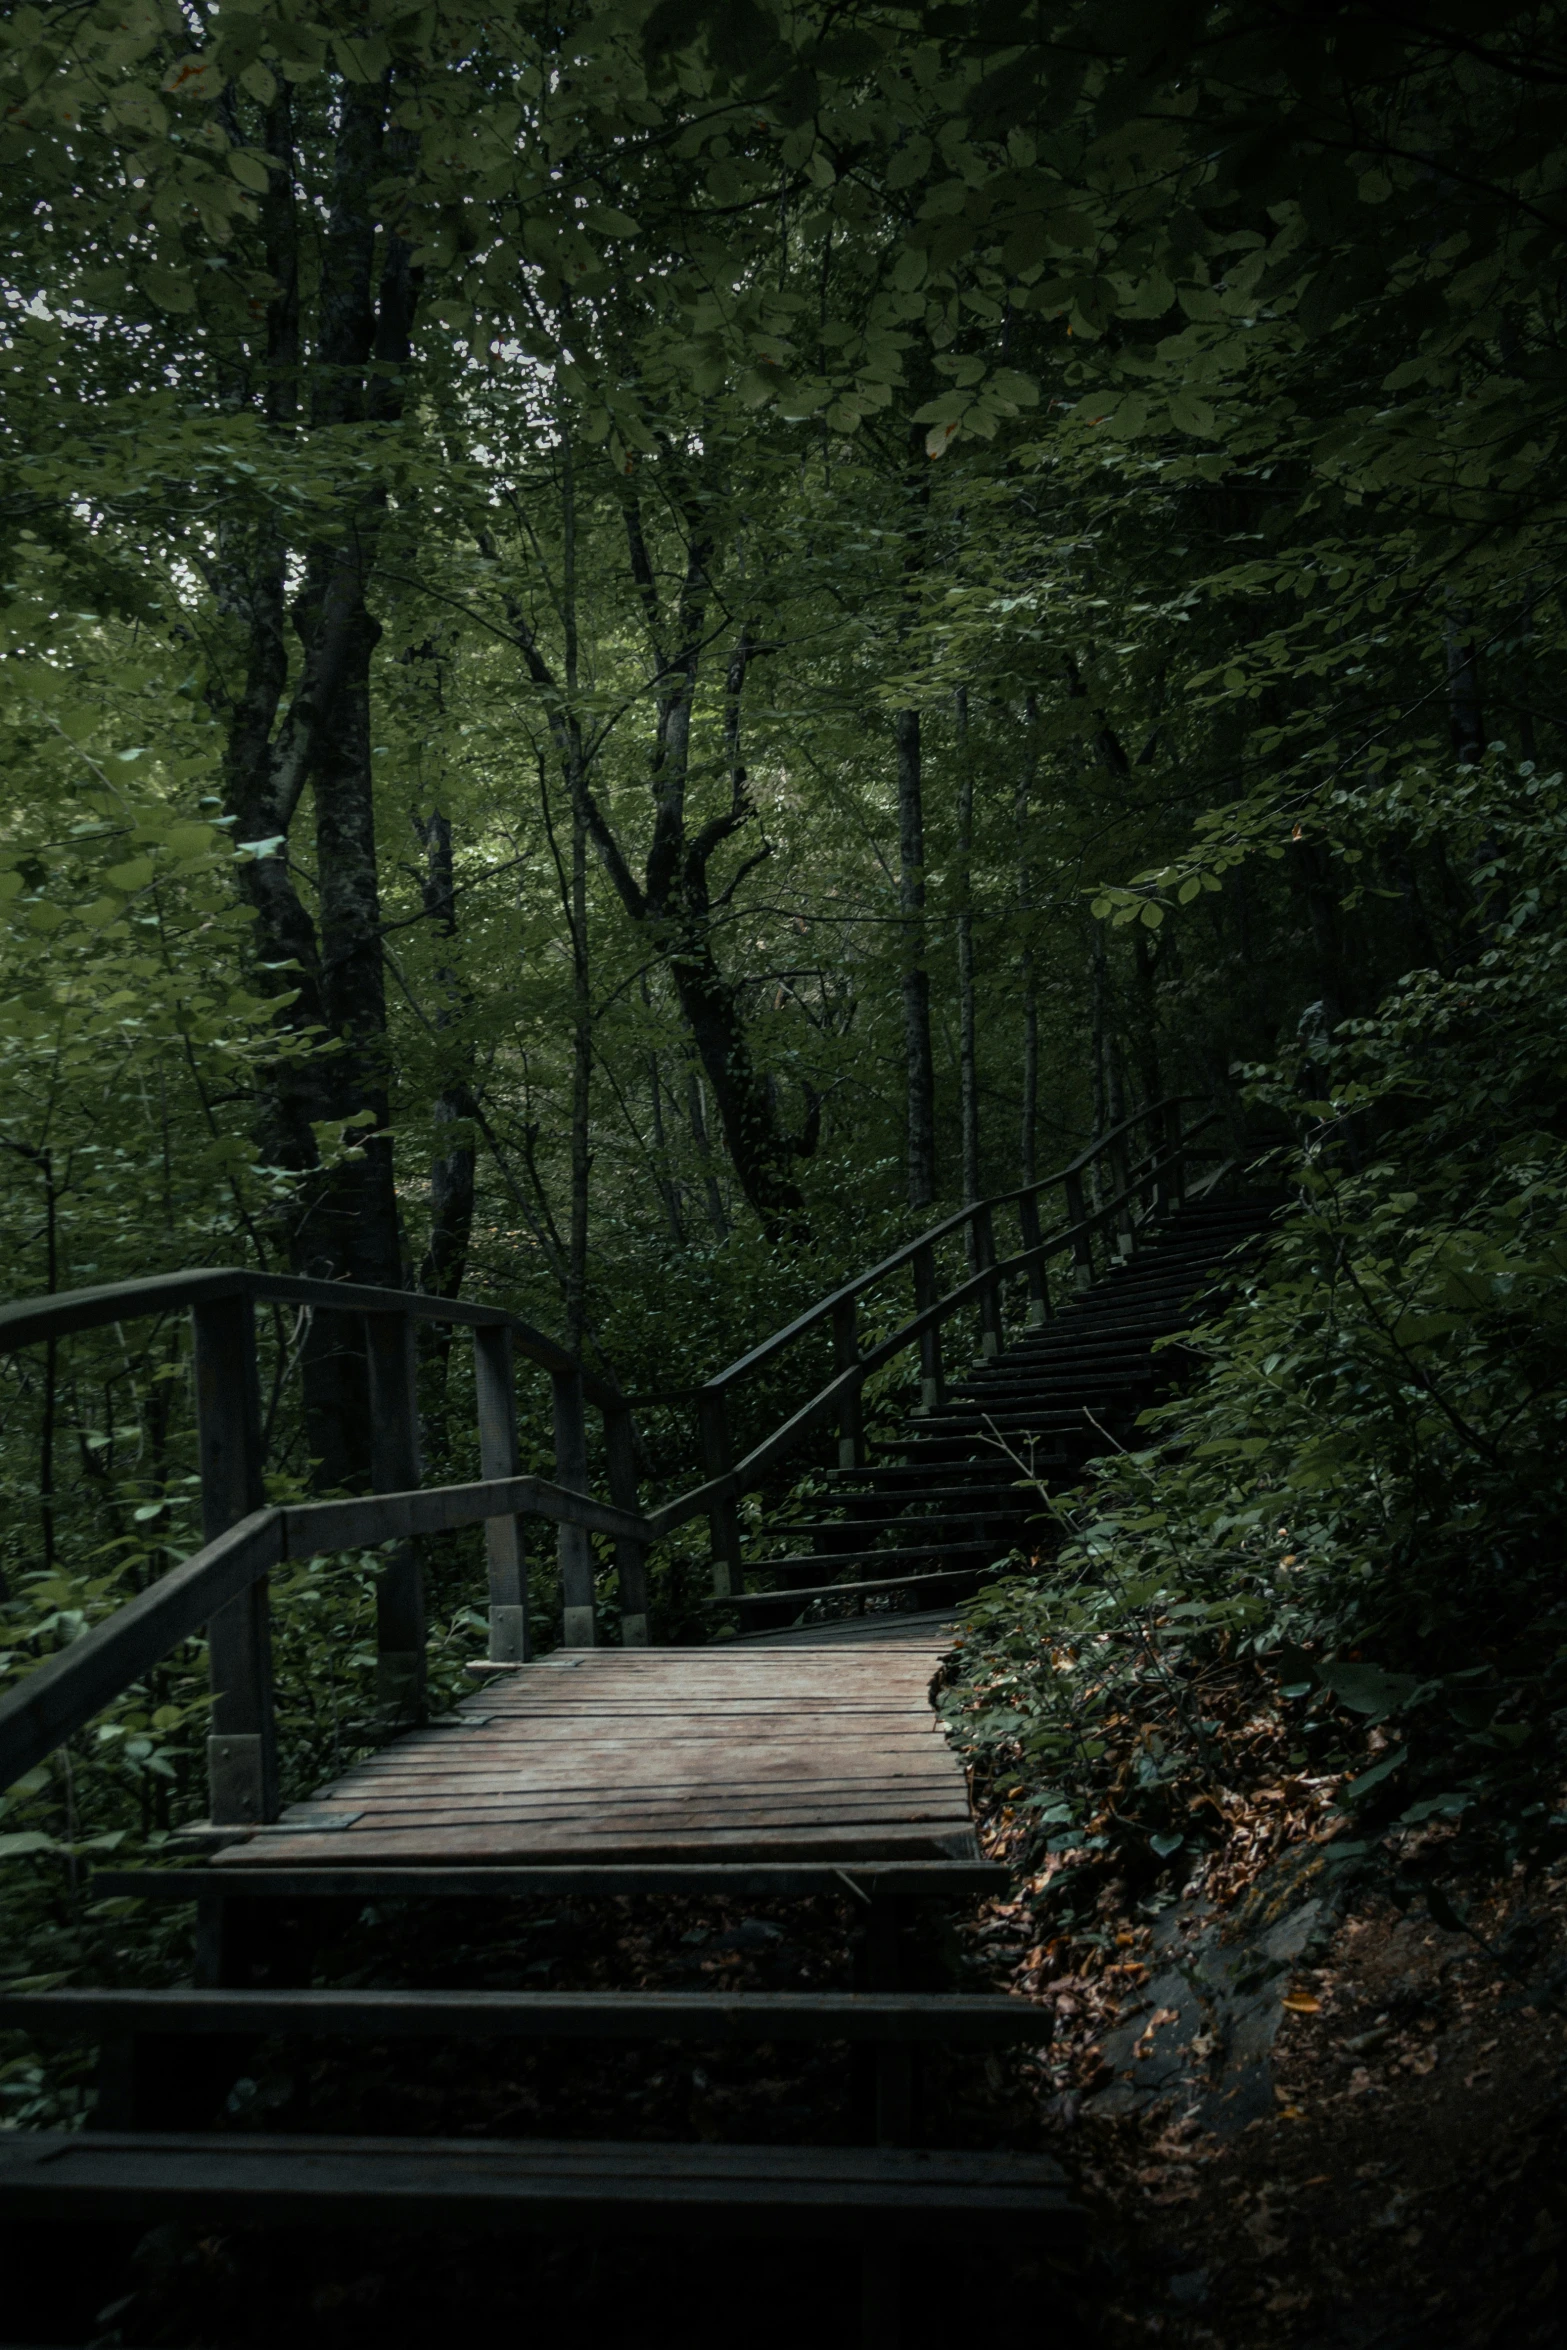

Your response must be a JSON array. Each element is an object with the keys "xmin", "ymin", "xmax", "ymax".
[
  {"xmin": 1064, "ymin": 1169, "xmax": 1093, "ymax": 1291},
  {"xmin": 1018, "ymin": 1189, "xmax": 1050, "ymax": 1327},
  {"xmin": 1164, "ymin": 1097, "xmax": 1185, "ymax": 1210},
  {"xmin": 367, "ymin": 1311, "xmax": 425, "ymax": 1719},
  {"xmin": 551, "ymin": 1367, "xmax": 597, "ymax": 1647},
  {"xmin": 473, "ymin": 1324, "xmax": 529, "ymax": 1664},
  {"xmin": 832, "ymin": 1295, "xmax": 864, "ymax": 1469},
  {"xmin": 911, "ymin": 1242, "xmax": 944, "ymax": 1410},
  {"xmin": 192, "ymin": 1293, "xmax": 277, "ymax": 1826},
  {"xmin": 697, "ymin": 1385, "xmax": 743, "ymax": 1600},
  {"xmin": 603, "ymin": 1402, "xmax": 650, "ymax": 1647},
  {"xmin": 973, "ymin": 1204, "xmax": 1002, "ymax": 1357},
  {"xmin": 1109, "ymin": 1128, "xmax": 1134, "ymax": 1260}
]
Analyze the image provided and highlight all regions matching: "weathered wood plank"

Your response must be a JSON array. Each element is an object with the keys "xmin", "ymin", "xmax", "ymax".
[
  {"xmin": 92, "ymin": 1860, "xmax": 1004, "ymax": 1901},
  {"xmin": 0, "ymin": 1986, "xmax": 1052, "ymax": 2046},
  {"xmin": 0, "ymin": 2130, "xmax": 1074, "ymax": 2238}
]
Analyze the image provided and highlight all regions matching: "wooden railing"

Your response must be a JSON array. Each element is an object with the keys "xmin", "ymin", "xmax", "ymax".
[
  {"xmin": 637, "ymin": 1094, "xmax": 1220, "ymax": 1589},
  {"xmin": 0, "ymin": 1095, "xmax": 1222, "ymax": 1825},
  {"xmin": 0, "ymin": 1272, "xmax": 648, "ymax": 1827}
]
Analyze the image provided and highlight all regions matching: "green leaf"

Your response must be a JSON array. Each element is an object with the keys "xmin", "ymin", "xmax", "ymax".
[
  {"xmin": 227, "ymin": 150, "xmax": 271, "ymax": 194},
  {"xmin": 0, "ymin": 1832, "xmax": 57, "ymax": 1859},
  {"xmin": 144, "ymin": 267, "xmax": 197, "ymax": 316},
  {"xmin": 1170, "ymin": 388, "xmax": 1216, "ymax": 436},
  {"xmin": 1317, "ymin": 1662, "xmax": 1419, "ymax": 1717}
]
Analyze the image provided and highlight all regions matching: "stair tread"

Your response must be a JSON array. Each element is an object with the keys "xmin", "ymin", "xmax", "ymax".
[{"xmin": 748, "ymin": 1539, "xmax": 1003, "ymax": 1573}]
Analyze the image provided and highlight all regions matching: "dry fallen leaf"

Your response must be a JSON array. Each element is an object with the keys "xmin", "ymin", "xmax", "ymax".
[{"xmin": 1282, "ymin": 1992, "xmax": 1322, "ymax": 2013}]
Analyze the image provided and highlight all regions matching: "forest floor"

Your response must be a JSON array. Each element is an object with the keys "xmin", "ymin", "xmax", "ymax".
[{"xmin": 968, "ymin": 1758, "xmax": 1567, "ymax": 2348}]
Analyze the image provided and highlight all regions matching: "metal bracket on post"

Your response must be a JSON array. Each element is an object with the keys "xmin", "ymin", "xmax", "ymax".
[
  {"xmin": 192, "ymin": 1293, "xmax": 276, "ymax": 1827},
  {"xmin": 1110, "ymin": 1131, "xmax": 1134, "ymax": 1260},
  {"xmin": 1018, "ymin": 1188, "xmax": 1050, "ymax": 1328},
  {"xmin": 973, "ymin": 1204, "xmax": 1002, "ymax": 1357},
  {"xmin": 832, "ymin": 1295, "xmax": 864, "ymax": 1469},
  {"xmin": 697, "ymin": 1386, "xmax": 743, "ymax": 1601},
  {"xmin": 473, "ymin": 1324, "xmax": 528, "ymax": 1664},
  {"xmin": 552, "ymin": 1366, "xmax": 597, "ymax": 1647},
  {"xmin": 367, "ymin": 1312, "xmax": 426, "ymax": 1719},
  {"xmin": 911, "ymin": 1242, "xmax": 944, "ymax": 1411},
  {"xmin": 603, "ymin": 1402, "xmax": 650, "ymax": 1647},
  {"xmin": 1164, "ymin": 1097, "xmax": 1185, "ymax": 1213},
  {"xmin": 1064, "ymin": 1170, "xmax": 1093, "ymax": 1292}
]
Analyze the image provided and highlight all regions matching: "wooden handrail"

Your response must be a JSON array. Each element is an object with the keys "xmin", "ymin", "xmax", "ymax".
[
  {"xmin": 0, "ymin": 1475, "xmax": 658, "ymax": 1798},
  {"xmin": 0, "ymin": 1268, "xmax": 621, "ymax": 1411},
  {"xmin": 647, "ymin": 1108, "xmax": 1222, "ymax": 1540},
  {"xmin": 702, "ymin": 1095, "xmax": 1199, "ymax": 1397}
]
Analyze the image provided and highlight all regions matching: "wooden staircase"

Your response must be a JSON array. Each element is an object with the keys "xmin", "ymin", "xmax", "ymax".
[
  {"xmin": 0, "ymin": 1097, "xmax": 1268, "ymax": 2342},
  {"xmin": 722, "ymin": 1190, "xmax": 1277, "ymax": 1632}
]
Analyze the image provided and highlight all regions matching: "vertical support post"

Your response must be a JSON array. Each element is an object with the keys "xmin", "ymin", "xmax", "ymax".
[
  {"xmin": 551, "ymin": 1366, "xmax": 596, "ymax": 1647},
  {"xmin": 1018, "ymin": 1187, "xmax": 1049, "ymax": 1328},
  {"xmin": 367, "ymin": 1310, "xmax": 425, "ymax": 1718},
  {"xmin": 603, "ymin": 1401, "xmax": 650, "ymax": 1647},
  {"xmin": 1164, "ymin": 1096, "xmax": 1185, "ymax": 1211},
  {"xmin": 473, "ymin": 1324, "xmax": 528, "ymax": 1664},
  {"xmin": 832, "ymin": 1294, "xmax": 864, "ymax": 1469},
  {"xmin": 1109, "ymin": 1126, "xmax": 1133, "ymax": 1259},
  {"xmin": 192, "ymin": 1293, "xmax": 276, "ymax": 1827},
  {"xmin": 867, "ymin": 1897, "xmax": 913, "ymax": 2147},
  {"xmin": 973, "ymin": 1203, "xmax": 1001, "ymax": 1357},
  {"xmin": 1064, "ymin": 1169, "xmax": 1093, "ymax": 1291},
  {"xmin": 911, "ymin": 1242, "xmax": 944, "ymax": 1411},
  {"xmin": 697, "ymin": 1384, "xmax": 743, "ymax": 1601}
]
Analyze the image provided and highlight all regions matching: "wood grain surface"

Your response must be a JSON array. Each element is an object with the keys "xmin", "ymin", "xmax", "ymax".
[{"xmin": 215, "ymin": 1641, "xmax": 976, "ymax": 1869}]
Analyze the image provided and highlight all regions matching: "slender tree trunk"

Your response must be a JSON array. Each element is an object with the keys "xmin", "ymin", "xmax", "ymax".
[
  {"xmin": 954, "ymin": 687, "xmax": 980, "ymax": 1213},
  {"xmin": 1446, "ymin": 610, "xmax": 1485, "ymax": 766},
  {"xmin": 567, "ymin": 799, "xmax": 592, "ymax": 1358},
  {"xmin": 415, "ymin": 806, "xmax": 478, "ymax": 1459},
  {"xmin": 686, "ymin": 1057, "xmax": 729, "ymax": 1240},
  {"xmin": 1131, "ymin": 924, "xmax": 1163, "ymax": 1108},
  {"xmin": 648, "ymin": 1056, "xmax": 686, "ymax": 1245},
  {"xmin": 896, "ymin": 707, "xmax": 937, "ymax": 1211},
  {"xmin": 1089, "ymin": 920, "xmax": 1109, "ymax": 1205},
  {"xmin": 1017, "ymin": 694, "xmax": 1040, "ymax": 1186}
]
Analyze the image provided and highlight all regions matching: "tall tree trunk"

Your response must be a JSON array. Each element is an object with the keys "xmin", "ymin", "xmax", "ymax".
[
  {"xmin": 415, "ymin": 806, "xmax": 478, "ymax": 1457},
  {"xmin": 896, "ymin": 707, "xmax": 937, "ymax": 1212},
  {"xmin": 567, "ymin": 798, "xmax": 592, "ymax": 1358},
  {"xmin": 1089, "ymin": 919, "xmax": 1109, "ymax": 1204},
  {"xmin": 1131, "ymin": 924, "xmax": 1163, "ymax": 1108},
  {"xmin": 1446, "ymin": 610, "xmax": 1485, "ymax": 766},
  {"xmin": 209, "ymin": 77, "xmax": 421, "ymax": 1489},
  {"xmin": 1017, "ymin": 694, "xmax": 1040, "ymax": 1186},
  {"xmin": 954, "ymin": 687, "xmax": 980, "ymax": 1212},
  {"xmin": 686, "ymin": 1058, "xmax": 729, "ymax": 1240},
  {"xmin": 640, "ymin": 979, "xmax": 686, "ymax": 1245}
]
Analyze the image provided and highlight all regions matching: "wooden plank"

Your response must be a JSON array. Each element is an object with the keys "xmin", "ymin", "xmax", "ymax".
[
  {"xmin": 0, "ymin": 1987, "xmax": 1053, "ymax": 2046},
  {"xmin": 209, "ymin": 1823, "xmax": 980, "ymax": 1865},
  {"xmin": 91, "ymin": 1860, "xmax": 1005, "ymax": 1900},
  {"xmin": 0, "ymin": 2130, "xmax": 1074, "ymax": 2238}
]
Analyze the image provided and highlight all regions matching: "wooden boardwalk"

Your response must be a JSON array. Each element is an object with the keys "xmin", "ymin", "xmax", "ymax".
[{"xmin": 211, "ymin": 1627, "xmax": 975, "ymax": 1874}]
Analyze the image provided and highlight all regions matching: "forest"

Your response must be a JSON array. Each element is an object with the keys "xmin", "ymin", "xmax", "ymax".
[{"xmin": 0, "ymin": 2, "xmax": 1565, "ymax": 2337}]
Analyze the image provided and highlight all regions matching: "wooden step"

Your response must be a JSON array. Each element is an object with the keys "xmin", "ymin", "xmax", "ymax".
[
  {"xmin": 716, "ymin": 1564, "xmax": 1013, "ymax": 1610},
  {"xmin": 743, "ymin": 1540, "xmax": 1000, "ymax": 1579},
  {"xmin": 766, "ymin": 1511, "xmax": 1031, "ymax": 1538},
  {"xmin": 0, "ymin": 1985, "xmax": 1053, "ymax": 2047},
  {"xmin": 0, "ymin": 2128, "xmax": 1075, "ymax": 2236},
  {"xmin": 94, "ymin": 1859, "xmax": 1004, "ymax": 1901}
]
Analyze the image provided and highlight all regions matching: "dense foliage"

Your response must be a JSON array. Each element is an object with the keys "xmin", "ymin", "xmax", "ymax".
[{"xmin": 3, "ymin": 0, "xmax": 1567, "ymax": 2102}]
